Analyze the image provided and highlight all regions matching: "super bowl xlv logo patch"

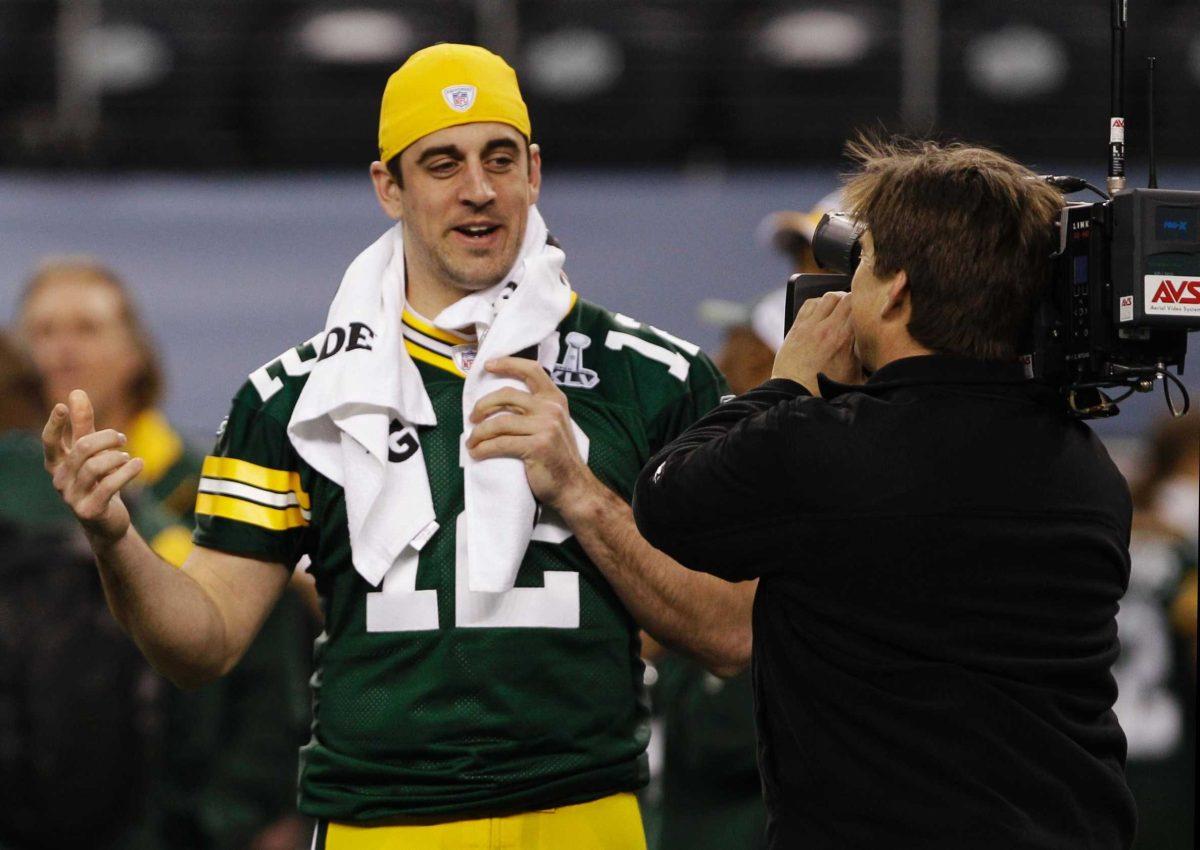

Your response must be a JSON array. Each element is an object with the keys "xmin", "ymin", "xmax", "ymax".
[{"xmin": 552, "ymin": 332, "xmax": 600, "ymax": 389}]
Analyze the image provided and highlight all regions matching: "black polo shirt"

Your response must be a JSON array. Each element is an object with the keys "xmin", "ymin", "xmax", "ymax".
[{"xmin": 633, "ymin": 355, "xmax": 1136, "ymax": 850}]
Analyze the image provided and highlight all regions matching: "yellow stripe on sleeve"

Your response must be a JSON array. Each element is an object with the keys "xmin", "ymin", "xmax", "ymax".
[
  {"xmin": 195, "ymin": 492, "xmax": 309, "ymax": 531},
  {"xmin": 200, "ymin": 456, "xmax": 310, "ymax": 509}
]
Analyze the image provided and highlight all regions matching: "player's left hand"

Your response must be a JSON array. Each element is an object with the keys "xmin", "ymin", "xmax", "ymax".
[{"xmin": 466, "ymin": 356, "xmax": 595, "ymax": 509}]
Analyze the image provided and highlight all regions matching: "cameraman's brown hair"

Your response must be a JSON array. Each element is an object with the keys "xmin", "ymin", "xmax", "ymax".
[
  {"xmin": 842, "ymin": 136, "xmax": 1064, "ymax": 360},
  {"xmin": 18, "ymin": 258, "xmax": 164, "ymax": 413}
]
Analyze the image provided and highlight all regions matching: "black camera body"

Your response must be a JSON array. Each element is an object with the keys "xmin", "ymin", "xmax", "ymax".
[
  {"xmin": 1032, "ymin": 190, "xmax": 1195, "ymax": 412},
  {"xmin": 787, "ymin": 189, "xmax": 1199, "ymax": 418},
  {"xmin": 783, "ymin": 212, "xmax": 864, "ymax": 333}
]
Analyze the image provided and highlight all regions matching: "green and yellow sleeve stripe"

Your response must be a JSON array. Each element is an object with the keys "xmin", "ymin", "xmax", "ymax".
[{"xmin": 195, "ymin": 456, "xmax": 311, "ymax": 532}]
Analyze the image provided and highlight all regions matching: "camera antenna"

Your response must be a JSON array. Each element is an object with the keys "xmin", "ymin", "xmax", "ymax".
[
  {"xmin": 1147, "ymin": 56, "xmax": 1158, "ymax": 188},
  {"xmin": 1107, "ymin": 0, "xmax": 1127, "ymax": 196}
]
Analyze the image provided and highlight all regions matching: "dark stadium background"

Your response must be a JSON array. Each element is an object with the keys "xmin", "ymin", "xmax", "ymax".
[{"xmin": 2, "ymin": 0, "xmax": 1197, "ymax": 444}]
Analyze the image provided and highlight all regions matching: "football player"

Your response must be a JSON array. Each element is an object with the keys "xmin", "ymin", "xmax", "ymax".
[
  {"xmin": 16, "ymin": 258, "xmax": 310, "ymax": 848},
  {"xmin": 41, "ymin": 44, "xmax": 754, "ymax": 849}
]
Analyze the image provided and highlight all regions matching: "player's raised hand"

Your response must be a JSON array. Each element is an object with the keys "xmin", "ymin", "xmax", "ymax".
[
  {"xmin": 42, "ymin": 389, "xmax": 143, "ymax": 543},
  {"xmin": 465, "ymin": 356, "xmax": 594, "ymax": 509}
]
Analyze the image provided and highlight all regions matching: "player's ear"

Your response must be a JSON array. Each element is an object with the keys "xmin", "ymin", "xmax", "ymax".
[
  {"xmin": 370, "ymin": 161, "xmax": 404, "ymax": 221},
  {"xmin": 527, "ymin": 143, "xmax": 542, "ymax": 205}
]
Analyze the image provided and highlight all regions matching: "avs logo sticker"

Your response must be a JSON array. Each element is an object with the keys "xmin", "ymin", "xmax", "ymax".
[
  {"xmin": 1119, "ymin": 295, "xmax": 1134, "ymax": 323},
  {"xmin": 1144, "ymin": 275, "xmax": 1200, "ymax": 316},
  {"xmin": 442, "ymin": 85, "xmax": 477, "ymax": 113}
]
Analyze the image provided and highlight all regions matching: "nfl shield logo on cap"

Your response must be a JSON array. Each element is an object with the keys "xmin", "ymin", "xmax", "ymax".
[{"xmin": 442, "ymin": 84, "xmax": 477, "ymax": 112}]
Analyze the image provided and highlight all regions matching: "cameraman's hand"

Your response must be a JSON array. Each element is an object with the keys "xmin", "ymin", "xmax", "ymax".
[
  {"xmin": 772, "ymin": 291, "xmax": 862, "ymax": 395},
  {"xmin": 42, "ymin": 389, "xmax": 143, "ymax": 547}
]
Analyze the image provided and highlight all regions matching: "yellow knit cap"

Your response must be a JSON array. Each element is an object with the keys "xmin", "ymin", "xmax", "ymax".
[{"xmin": 378, "ymin": 43, "xmax": 532, "ymax": 164}]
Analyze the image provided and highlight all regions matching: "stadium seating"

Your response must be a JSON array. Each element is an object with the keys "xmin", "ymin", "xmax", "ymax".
[
  {"xmin": 941, "ymin": 0, "xmax": 1197, "ymax": 161},
  {"xmin": 0, "ymin": 0, "xmax": 1193, "ymax": 167},
  {"xmin": 247, "ymin": 0, "xmax": 475, "ymax": 167},
  {"xmin": 716, "ymin": 0, "xmax": 904, "ymax": 160},
  {"xmin": 516, "ymin": 0, "xmax": 733, "ymax": 164},
  {"xmin": 80, "ymin": 1, "xmax": 255, "ymax": 166},
  {"xmin": 0, "ymin": 0, "xmax": 60, "ymax": 165}
]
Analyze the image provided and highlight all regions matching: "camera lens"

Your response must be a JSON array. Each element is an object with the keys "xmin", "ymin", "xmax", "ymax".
[{"xmin": 812, "ymin": 213, "xmax": 864, "ymax": 275}]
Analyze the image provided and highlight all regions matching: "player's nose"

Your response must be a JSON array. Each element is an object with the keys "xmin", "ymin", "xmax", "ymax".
[{"xmin": 458, "ymin": 160, "xmax": 496, "ymax": 208}]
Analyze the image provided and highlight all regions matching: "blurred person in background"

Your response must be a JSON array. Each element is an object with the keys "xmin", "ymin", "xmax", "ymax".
[
  {"xmin": 1, "ymin": 329, "xmax": 164, "ymax": 850},
  {"xmin": 644, "ymin": 194, "xmax": 840, "ymax": 850},
  {"xmin": 1132, "ymin": 414, "xmax": 1199, "ymax": 552},
  {"xmin": 697, "ymin": 191, "xmax": 842, "ymax": 395},
  {"xmin": 19, "ymin": 259, "xmax": 199, "ymax": 537},
  {"xmin": 759, "ymin": 190, "xmax": 846, "ymax": 277},
  {"xmin": 1113, "ymin": 412, "xmax": 1198, "ymax": 850},
  {"xmin": 38, "ymin": 43, "xmax": 752, "ymax": 850},
  {"xmin": 0, "ymin": 330, "xmax": 63, "ymax": 527},
  {"xmin": 12, "ymin": 260, "xmax": 311, "ymax": 850},
  {"xmin": 0, "ymin": 331, "xmax": 43, "ymax": 433}
]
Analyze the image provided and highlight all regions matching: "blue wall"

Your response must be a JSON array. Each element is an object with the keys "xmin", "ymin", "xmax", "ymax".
[{"xmin": 2, "ymin": 165, "xmax": 1197, "ymax": 444}]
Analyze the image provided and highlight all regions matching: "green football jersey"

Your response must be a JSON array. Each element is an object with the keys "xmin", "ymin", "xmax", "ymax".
[{"xmin": 193, "ymin": 297, "xmax": 727, "ymax": 822}]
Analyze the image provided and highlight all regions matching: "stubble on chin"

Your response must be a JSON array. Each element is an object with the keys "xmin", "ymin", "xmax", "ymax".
[
  {"xmin": 437, "ymin": 254, "xmax": 507, "ymax": 293},
  {"xmin": 439, "ymin": 242, "xmax": 523, "ymax": 293}
]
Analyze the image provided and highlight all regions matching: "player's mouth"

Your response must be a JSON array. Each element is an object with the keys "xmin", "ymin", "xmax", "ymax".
[
  {"xmin": 451, "ymin": 222, "xmax": 503, "ymax": 247},
  {"xmin": 47, "ymin": 366, "xmax": 83, "ymax": 387}
]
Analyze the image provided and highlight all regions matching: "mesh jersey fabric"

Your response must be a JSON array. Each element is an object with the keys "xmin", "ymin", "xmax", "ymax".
[{"xmin": 193, "ymin": 298, "xmax": 728, "ymax": 821}]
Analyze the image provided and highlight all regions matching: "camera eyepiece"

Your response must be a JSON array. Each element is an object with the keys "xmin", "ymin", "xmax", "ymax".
[{"xmin": 812, "ymin": 213, "xmax": 865, "ymax": 276}]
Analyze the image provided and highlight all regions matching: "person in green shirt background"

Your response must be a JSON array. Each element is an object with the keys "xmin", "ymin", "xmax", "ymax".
[{"xmin": 2, "ymin": 260, "xmax": 313, "ymax": 850}]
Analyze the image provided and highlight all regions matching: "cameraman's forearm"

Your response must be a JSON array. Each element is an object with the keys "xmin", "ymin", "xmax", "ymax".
[
  {"xmin": 90, "ymin": 527, "xmax": 230, "ymax": 687},
  {"xmin": 633, "ymin": 379, "xmax": 810, "ymax": 576},
  {"xmin": 564, "ymin": 481, "xmax": 754, "ymax": 677}
]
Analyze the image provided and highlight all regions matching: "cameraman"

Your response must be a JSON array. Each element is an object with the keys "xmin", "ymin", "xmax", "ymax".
[{"xmin": 632, "ymin": 138, "xmax": 1137, "ymax": 850}]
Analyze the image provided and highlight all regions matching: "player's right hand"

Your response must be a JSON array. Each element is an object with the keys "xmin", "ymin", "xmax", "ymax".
[{"xmin": 42, "ymin": 389, "xmax": 144, "ymax": 544}]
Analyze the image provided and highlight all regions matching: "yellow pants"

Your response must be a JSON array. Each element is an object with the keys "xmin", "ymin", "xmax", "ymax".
[{"xmin": 315, "ymin": 793, "xmax": 646, "ymax": 850}]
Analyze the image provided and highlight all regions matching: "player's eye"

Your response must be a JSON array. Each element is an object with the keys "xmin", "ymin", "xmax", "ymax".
[
  {"xmin": 427, "ymin": 159, "xmax": 459, "ymax": 176},
  {"xmin": 486, "ymin": 155, "xmax": 515, "ymax": 171}
]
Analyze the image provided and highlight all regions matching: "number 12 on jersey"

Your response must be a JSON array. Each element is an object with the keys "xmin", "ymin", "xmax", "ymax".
[{"xmin": 366, "ymin": 511, "xmax": 580, "ymax": 631}]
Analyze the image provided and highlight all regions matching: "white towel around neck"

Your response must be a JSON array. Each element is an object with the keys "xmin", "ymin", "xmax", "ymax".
[{"xmin": 287, "ymin": 206, "xmax": 582, "ymax": 593}]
